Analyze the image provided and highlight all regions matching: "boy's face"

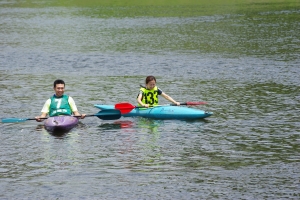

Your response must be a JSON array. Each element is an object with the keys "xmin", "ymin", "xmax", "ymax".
[{"xmin": 54, "ymin": 84, "xmax": 65, "ymax": 97}]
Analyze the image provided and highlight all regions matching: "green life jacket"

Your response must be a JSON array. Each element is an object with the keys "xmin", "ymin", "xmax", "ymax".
[
  {"xmin": 49, "ymin": 95, "xmax": 72, "ymax": 117},
  {"xmin": 138, "ymin": 86, "xmax": 159, "ymax": 106}
]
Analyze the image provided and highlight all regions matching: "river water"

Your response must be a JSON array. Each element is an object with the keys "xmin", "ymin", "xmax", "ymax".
[{"xmin": 0, "ymin": 0, "xmax": 299, "ymax": 199}]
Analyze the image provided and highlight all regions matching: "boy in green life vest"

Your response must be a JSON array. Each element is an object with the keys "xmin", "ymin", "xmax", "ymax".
[
  {"xmin": 35, "ymin": 79, "xmax": 86, "ymax": 122},
  {"xmin": 137, "ymin": 76, "xmax": 180, "ymax": 108}
]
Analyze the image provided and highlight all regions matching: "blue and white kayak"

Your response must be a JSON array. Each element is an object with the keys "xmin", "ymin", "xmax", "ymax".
[
  {"xmin": 44, "ymin": 116, "xmax": 79, "ymax": 132},
  {"xmin": 94, "ymin": 104, "xmax": 213, "ymax": 120}
]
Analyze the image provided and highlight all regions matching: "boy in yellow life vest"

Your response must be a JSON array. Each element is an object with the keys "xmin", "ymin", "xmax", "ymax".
[{"xmin": 137, "ymin": 76, "xmax": 180, "ymax": 108}]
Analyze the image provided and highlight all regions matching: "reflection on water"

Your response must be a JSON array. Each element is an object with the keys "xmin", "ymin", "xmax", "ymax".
[
  {"xmin": 98, "ymin": 118, "xmax": 164, "ymax": 163},
  {"xmin": 98, "ymin": 120, "xmax": 134, "ymax": 130},
  {"xmin": 135, "ymin": 118, "xmax": 163, "ymax": 166}
]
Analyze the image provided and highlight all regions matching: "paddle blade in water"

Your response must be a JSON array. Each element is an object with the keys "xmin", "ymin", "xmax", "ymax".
[
  {"xmin": 1, "ymin": 118, "xmax": 28, "ymax": 123},
  {"xmin": 94, "ymin": 109, "xmax": 121, "ymax": 120},
  {"xmin": 1, "ymin": 117, "xmax": 48, "ymax": 123},
  {"xmin": 115, "ymin": 102, "xmax": 136, "ymax": 114}
]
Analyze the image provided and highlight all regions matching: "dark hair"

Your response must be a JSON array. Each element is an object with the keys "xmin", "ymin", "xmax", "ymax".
[
  {"xmin": 145, "ymin": 76, "xmax": 156, "ymax": 84},
  {"xmin": 53, "ymin": 79, "xmax": 65, "ymax": 88}
]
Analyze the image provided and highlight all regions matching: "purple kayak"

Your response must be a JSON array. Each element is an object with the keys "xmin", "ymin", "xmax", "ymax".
[{"xmin": 44, "ymin": 116, "xmax": 79, "ymax": 132}]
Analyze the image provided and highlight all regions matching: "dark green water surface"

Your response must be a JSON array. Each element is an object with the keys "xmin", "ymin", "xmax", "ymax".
[{"xmin": 0, "ymin": 0, "xmax": 299, "ymax": 199}]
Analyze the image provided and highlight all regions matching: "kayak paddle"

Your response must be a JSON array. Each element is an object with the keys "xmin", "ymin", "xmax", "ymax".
[
  {"xmin": 83, "ymin": 109, "xmax": 121, "ymax": 120},
  {"xmin": 115, "ymin": 102, "xmax": 138, "ymax": 114},
  {"xmin": 115, "ymin": 102, "xmax": 207, "ymax": 114},
  {"xmin": 1, "ymin": 109, "xmax": 121, "ymax": 123},
  {"xmin": 1, "ymin": 117, "xmax": 48, "ymax": 123}
]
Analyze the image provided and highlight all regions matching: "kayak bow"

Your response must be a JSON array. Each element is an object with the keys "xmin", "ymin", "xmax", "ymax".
[{"xmin": 44, "ymin": 116, "xmax": 79, "ymax": 132}]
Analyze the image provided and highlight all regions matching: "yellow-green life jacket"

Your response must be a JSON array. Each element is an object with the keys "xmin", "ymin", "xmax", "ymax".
[{"xmin": 138, "ymin": 86, "xmax": 159, "ymax": 106}]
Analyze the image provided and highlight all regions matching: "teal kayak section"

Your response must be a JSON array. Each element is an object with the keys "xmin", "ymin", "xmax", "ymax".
[{"xmin": 94, "ymin": 105, "xmax": 213, "ymax": 120}]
